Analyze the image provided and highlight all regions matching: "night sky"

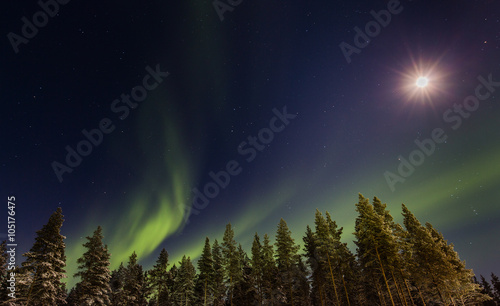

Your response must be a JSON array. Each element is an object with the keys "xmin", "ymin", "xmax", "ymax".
[{"xmin": 2, "ymin": 0, "xmax": 499, "ymax": 288}]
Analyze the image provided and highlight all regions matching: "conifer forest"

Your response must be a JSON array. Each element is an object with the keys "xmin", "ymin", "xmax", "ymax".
[{"xmin": 1, "ymin": 195, "xmax": 498, "ymax": 305}]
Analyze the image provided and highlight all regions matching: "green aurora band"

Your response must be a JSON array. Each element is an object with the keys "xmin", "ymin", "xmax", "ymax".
[{"xmin": 65, "ymin": 90, "xmax": 195, "ymax": 288}]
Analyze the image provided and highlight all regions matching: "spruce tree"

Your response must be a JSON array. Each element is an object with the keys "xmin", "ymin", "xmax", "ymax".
[
  {"xmin": 232, "ymin": 247, "xmax": 255, "ymax": 304},
  {"xmin": 211, "ymin": 239, "xmax": 226, "ymax": 306},
  {"xmin": 251, "ymin": 233, "xmax": 264, "ymax": 305},
  {"xmin": 491, "ymin": 273, "xmax": 500, "ymax": 302},
  {"xmin": 303, "ymin": 224, "xmax": 324, "ymax": 305},
  {"xmin": 262, "ymin": 233, "xmax": 281, "ymax": 305},
  {"xmin": 167, "ymin": 263, "xmax": 178, "ymax": 304},
  {"xmin": 196, "ymin": 237, "xmax": 214, "ymax": 305},
  {"xmin": 294, "ymin": 256, "xmax": 311, "ymax": 306},
  {"xmin": 109, "ymin": 263, "xmax": 127, "ymax": 305},
  {"xmin": 174, "ymin": 255, "xmax": 196, "ymax": 305},
  {"xmin": 221, "ymin": 223, "xmax": 241, "ymax": 305},
  {"xmin": 147, "ymin": 248, "xmax": 171, "ymax": 305},
  {"xmin": 480, "ymin": 275, "xmax": 493, "ymax": 296},
  {"xmin": 13, "ymin": 265, "xmax": 33, "ymax": 305},
  {"xmin": 66, "ymin": 283, "xmax": 82, "ymax": 305},
  {"xmin": 275, "ymin": 218, "xmax": 299, "ymax": 305},
  {"xmin": 22, "ymin": 207, "xmax": 67, "ymax": 305},
  {"xmin": 480, "ymin": 274, "xmax": 497, "ymax": 305},
  {"xmin": 123, "ymin": 251, "xmax": 146, "ymax": 305},
  {"xmin": 73, "ymin": 225, "xmax": 111, "ymax": 305}
]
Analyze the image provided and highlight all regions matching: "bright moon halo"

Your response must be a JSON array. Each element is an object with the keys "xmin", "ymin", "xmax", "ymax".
[
  {"xmin": 416, "ymin": 76, "xmax": 429, "ymax": 88},
  {"xmin": 394, "ymin": 55, "xmax": 450, "ymax": 104}
]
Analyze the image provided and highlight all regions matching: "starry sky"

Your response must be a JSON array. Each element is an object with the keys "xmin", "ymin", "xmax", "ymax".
[{"xmin": 1, "ymin": 0, "xmax": 499, "ymax": 288}]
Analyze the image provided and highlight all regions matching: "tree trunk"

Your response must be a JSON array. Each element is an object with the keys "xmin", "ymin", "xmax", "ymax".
[
  {"xmin": 450, "ymin": 296, "xmax": 456, "ymax": 306},
  {"xmin": 391, "ymin": 269, "xmax": 408, "ymax": 306},
  {"xmin": 399, "ymin": 268, "xmax": 415, "ymax": 306},
  {"xmin": 204, "ymin": 279, "xmax": 207, "ymax": 306},
  {"xmin": 327, "ymin": 254, "xmax": 341, "ymax": 305},
  {"xmin": 341, "ymin": 272, "xmax": 351, "ymax": 306},
  {"xmin": 376, "ymin": 279, "xmax": 386, "ymax": 306},
  {"xmin": 375, "ymin": 245, "xmax": 395, "ymax": 306},
  {"xmin": 415, "ymin": 284, "xmax": 426, "ymax": 306},
  {"xmin": 431, "ymin": 274, "xmax": 445, "ymax": 304},
  {"xmin": 26, "ymin": 268, "xmax": 40, "ymax": 306}
]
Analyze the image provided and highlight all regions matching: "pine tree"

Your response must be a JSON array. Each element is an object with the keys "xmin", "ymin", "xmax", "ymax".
[
  {"xmin": 146, "ymin": 248, "xmax": 171, "ymax": 305},
  {"xmin": 211, "ymin": 239, "xmax": 226, "ymax": 306},
  {"xmin": 303, "ymin": 224, "xmax": 324, "ymax": 305},
  {"xmin": 275, "ymin": 218, "xmax": 299, "ymax": 306},
  {"xmin": 337, "ymin": 241, "xmax": 362, "ymax": 305},
  {"xmin": 402, "ymin": 203, "xmax": 460, "ymax": 304},
  {"xmin": 425, "ymin": 222, "xmax": 489, "ymax": 304},
  {"xmin": 392, "ymin": 220, "xmax": 419, "ymax": 306},
  {"xmin": 372, "ymin": 197, "xmax": 412, "ymax": 306},
  {"xmin": 401, "ymin": 204, "xmax": 493, "ymax": 304},
  {"xmin": 22, "ymin": 207, "xmax": 67, "ymax": 305},
  {"xmin": 325, "ymin": 211, "xmax": 362, "ymax": 306},
  {"xmin": 73, "ymin": 225, "xmax": 111, "ymax": 305},
  {"xmin": 313, "ymin": 210, "xmax": 341, "ymax": 305},
  {"xmin": 123, "ymin": 251, "xmax": 146, "ymax": 305},
  {"xmin": 195, "ymin": 237, "xmax": 214, "ymax": 305},
  {"xmin": 354, "ymin": 195, "xmax": 396, "ymax": 306}
]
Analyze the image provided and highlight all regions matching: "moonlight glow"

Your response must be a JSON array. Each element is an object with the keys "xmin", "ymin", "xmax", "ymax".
[
  {"xmin": 393, "ymin": 54, "xmax": 451, "ymax": 105},
  {"xmin": 416, "ymin": 77, "xmax": 429, "ymax": 88}
]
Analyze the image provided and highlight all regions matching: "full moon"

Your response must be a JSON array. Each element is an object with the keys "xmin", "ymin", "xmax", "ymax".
[{"xmin": 416, "ymin": 76, "xmax": 429, "ymax": 88}]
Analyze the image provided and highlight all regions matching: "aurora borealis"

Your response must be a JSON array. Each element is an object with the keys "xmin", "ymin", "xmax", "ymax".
[{"xmin": 2, "ymin": 0, "xmax": 500, "ymax": 289}]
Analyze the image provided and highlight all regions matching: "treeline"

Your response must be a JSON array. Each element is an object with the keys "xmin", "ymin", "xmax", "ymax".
[{"xmin": 0, "ymin": 194, "xmax": 498, "ymax": 305}]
